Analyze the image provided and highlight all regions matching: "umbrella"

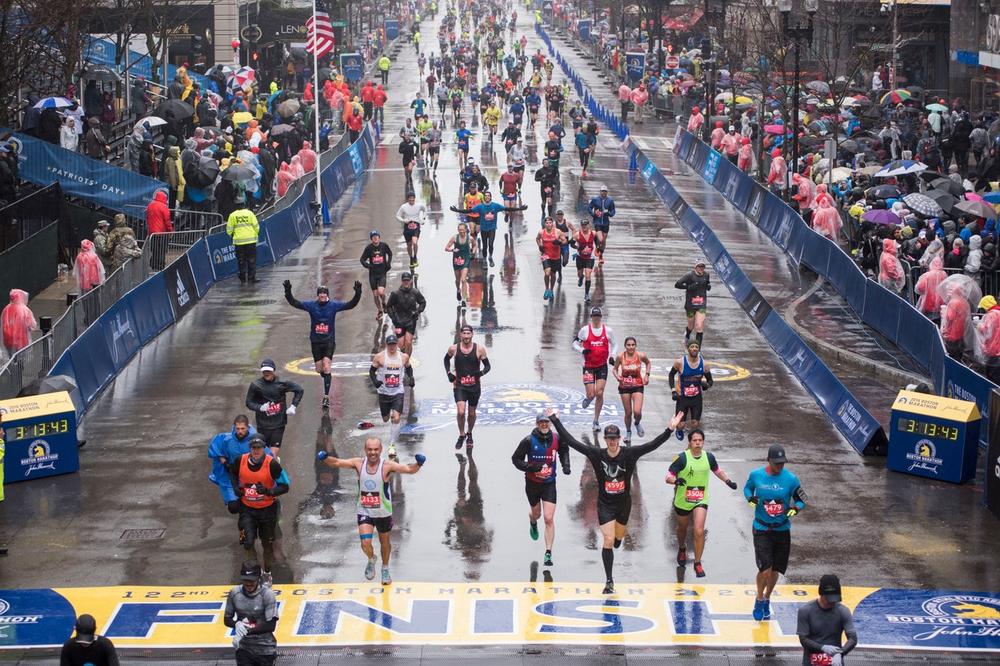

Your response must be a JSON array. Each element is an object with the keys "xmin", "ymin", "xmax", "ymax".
[
  {"xmin": 925, "ymin": 190, "xmax": 957, "ymax": 215},
  {"xmin": 903, "ymin": 192, "xmax": 944, "ymax": 217},
  {"xmin": 17, "ymin": 374, "xmax": 77, "ymax": 397},
  {"xmin": 83, "ymin": 65, "xmax": 121, "ymax": 83},
  {"xmin": 930, "ymin": 177, "xmax": 965, "ymax": 197},
  {"xmin": 829, "ymin": 167, "xmax": 853, "ymax": 182},
  {"xmin": 954, "ymin": 199, "xmax": 997, "ymax": 220},
  {"xmin": 205, "ymin": 64, "xmax": 236, "ymax": 79},
  {"xmin": 33, "ymin": 96, "xmax": 74, "ymax": 110},
  {"xmin": 862, "ymin": 209, "xmax": 902, "ymax": 225},
  {"xmin": 920, "ymin": 171, "xmax": 945, "ymax": 184},
  {"xmin": 806, "ymin": 80, "xmax": 830, "ymax": 95},
  {"xmin": 983, "ymin": 192, "xmax": 1000, "ymax": 205},
  {"xmin": 714, "ymin": 91, "xmax": 734, "ymax": 102},
  {"xmin": 764, "ymin": 123, "xmax": 785, "ymax": 135},
  {"xmin": 231, "ymin": 111, "xmax": 254, "ymax": 125},
  {"xmin": 840, "ymin": 140, "xmax": 860, "ymax": 153},
  {"xmin": 880, "ymin": 89, "xmax": 912, "ymax": 105},
  {"xmin": 857, "ymin": 165, "xmax": 884, "ymax": 176},
  {"xmin": 735, "ymin": 102, "xmax": 754, "ymax": 111},
  {"xmin": 869, "ymin": 184, "xmax": 901, "ymax": 199},
  {"xmin": 875, "ymin": 159, "xmax": 928, "ymax": 177},
  {"xmin": 269, "ymin": 123, "xmax": 295, "ymax": 136},
  {"xmin": 936, "ymin": 273, "xmax": 982, "ymax": 308},
  {"xmin": 276, "ymin": 98, "xmax": 301, "ymax": 118},
  {"xmin": 133, "ymin": 116, "xmax": 166, "ymax": 132},
  {"xmin": 925, "ymin": 103, "xmax": 948, "ymax": 112},
  {"xmin": 153, "ymin": 99, "xmax": 195, "ymax": 121},
  {"xmin": 226, "ymin": 66, "xmax": 256, "ymax": 91},
  {"xmin": 185, "ymin": 156, "xmax": 220, "ymax": 188},
  {"xmin": 221, "ymin": 163, "xmax": 257, "ymax": 181},
  {"xmin": 965, "ymin": 192, "xmax": 985, "ymax": 203},
  {"xmin": 841, "ymin": 98, "xmax": 863, "ymax": 108}
]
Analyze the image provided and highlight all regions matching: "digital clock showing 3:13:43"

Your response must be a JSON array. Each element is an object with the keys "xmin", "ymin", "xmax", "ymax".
[
  {"xmin": 2, "ymin": 419, "xmax": 70, "ymax": 442},
  {"xmin": 896, "ymin": 417, "xmax": 960, "ymax": 441}
]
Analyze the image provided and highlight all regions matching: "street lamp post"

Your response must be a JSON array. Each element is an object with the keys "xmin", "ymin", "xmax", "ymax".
[
  {"xmin": 777, "ymin": 0, "xmax": 816, "ymax": 180},
  {"xmin": 702, "ymin": 0, "xmax": 726, "ymax": 142}
]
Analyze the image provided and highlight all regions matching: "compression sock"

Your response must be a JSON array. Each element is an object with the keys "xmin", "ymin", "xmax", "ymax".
[
  {"xmin": 601, "ymin": 548, "xmax": 614, "ymax": 580},
  {"xmin": 695, "ymin": 332, "xmax": 703, "ymax": 347},
  {"xmin": 322, "ymin": 373, "xmax": 332, "ymax": 396},
  {"xmin": 585, "ymin": 279, "xmax": 591, "ymax": 296}
]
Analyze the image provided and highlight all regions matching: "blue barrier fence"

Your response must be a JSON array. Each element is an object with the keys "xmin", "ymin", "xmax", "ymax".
[
  {"xmin": 48, "ymin": 124, "xmax": 378, "ymax": 419},
  {"xmin": 538, "ymin": 22, "xmax": 887, "ymax": 454},
  {"xmin": 1, "ymin": 130, "xmax": 164, "ymax": 213},
  {"xmin": 675, "ymin": 129, "xmax": 996, "ymax": 448}
]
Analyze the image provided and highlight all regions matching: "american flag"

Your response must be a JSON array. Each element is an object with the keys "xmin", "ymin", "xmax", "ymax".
[{"xmin": 306, "ymin": 1, "xmax": 335, "ymax": 56}]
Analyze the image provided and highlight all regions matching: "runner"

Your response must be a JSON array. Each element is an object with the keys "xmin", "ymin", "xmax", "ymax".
[
  {"xmin": 427, "ymin": 120, "xmax": 443, "ymax": 173},
  {"xmin": 317, "ymin": 438, "xmax": 426, "ymax": 585},
  {"xmin": 385, "ymin": 272, "xmax": 426, "ymax": 356},
  {"xmin": 498, "ymin": 163, "xmax": 523, "ymax": 219},
  {"xmin": 675, "ymin": 260, "xmax": 711, "ymax": 347},
  {"xmin": 549, "ymin": 408, "xmax": 684, "ymax": 593},
  {"xmin": 369, "ymin": 334, "xmax": 413, "ymax": 448},
  {"xmin": 511, "ymin": 411, "xmax": 570, "ymax": 567},
  {"xmin": 244, "ymin": 358, "xmax": 303, "ymax": 459},
  {"xmin": 797, "ymin": 575, "xmax": 858, "ymax": 666},
  {"xmin": 229, "ymin": 436, "xmax": 288, "ymax": 573},
  {"xmin": 588, "ymin": 186, "xmax": 616, "ymax": 264},
  {"xmin": 669, "ymin": 340, "xmax": 713, "ymax": 440},
  {"xmin": 450, "ymin": 191, "xmax": 526, "ymax": 266},
  {"xmin": 573, "ymin": 306, "xmax": 618, "ymax": 430},
  {"xmin": 484, "ymin": 101, "xmax": 502, "ymax": 141},
  {"xmin": 456, "ymin": 120, "xmax": 473, "ymax": 165},
  {"xmin": 744, "ymin": 444, "xmax": 807, "ymax": 621},
  {"xmin": 537, "ymin": 216, "xmax": 567, "ymax": 301},
  {"xmin": 360, "ymin": 230, "xmax": 393, "ymax": 321},
  {"xmin": 553, "ymin": 210, "xmax": 574, "ymax": 282},
  {"xmin": 665, "ymin": 429, "xmax": 739, "ymax": 577},
  {"xmin": 500, "ymin": 120, "xmax": 521, "ymax": 153},
  {"xmin": 444, "ymin": 324, "xmax": 491, "ymax": 451},
  {"xmin": 396, "ymin": 192, "xmax": 427, "ymax": 268},
  {"xmin": 611, "ymin": 337, "xmax": 650, "ymax": 444},
  {"xmin": 569, "ymin": 218, "xmax": 597, "ymax": 302},
  {"xmin": 224, "ymin": 561, "xmax": 279, "ymax": 665},
  {"xmin": 399, "ymin": 133, "xmax": 419, "ymax": 184},
  {"xmin": 445, "ymin": 222, "xmax": 477, "ymax": 305},
  {"xmin": 508, "ymin": 138, "xmax": 527, "ymax": 187},
  {"xmin": 416, "ymin": 114, "xmax": 433, "ymax": 167},
  {"xmin": 283, "ymin": 279, "xmax": 363, "ymax": 408},
  {"xmin": 460, "ymin": 181, "xmax": 485, "ymax": 238}
]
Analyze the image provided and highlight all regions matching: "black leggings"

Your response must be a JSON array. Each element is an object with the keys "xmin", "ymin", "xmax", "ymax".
[
  {"xmin": 481, "ymin": 230, "xmax": 497, "ymax": 258},
  {"xmin": 579, "ymin": 147, "xmax": 590, "ymax": 169}
]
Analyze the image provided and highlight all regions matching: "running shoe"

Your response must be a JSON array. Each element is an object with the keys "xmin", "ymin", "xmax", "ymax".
[
  {"xmin": 752, "ymin": 598, "xmax": 765, "ymax": 621},
  {"xmin": 455, "ymin": 436, "xmax": 465, "ymax": 450},
  {"xmin": 489, "ymin": 258, "xmax": 495, "ymax": 267},
  {"xmin": 635, "ymin": 422, "xmax": 645, "ymax": 437},
  {"xmin": 762, "ymin": 599, "xmax": 772, "ymax": 620},
  {"xmin": 387, "ymin": 445, "xmax": 398, "ymax": 460},
  {"xmin": 365, "ymin": 558, "xmax": 377, "ymax": 581},
  {"xmin": 592, "ymin": 421, "xmax": 600, "ymax": 431},
  {"xmin": 675, "ymin": 428, "xmax": 685, "ymax": 441},
  {"xmin": 676, "ymin": 548, "xmax": 687, "ymax": 566},
  {"xmin": 581, "ymin": 396, "xmax": 593, "ymax": 409},
  {"xmin": 543, "ymin": 551, "xmax": 553, "ymax": 567},
  {"xmin": 584, "ymin": 293, "xmax": 591, "ymax": 303},
  {"xmin": 603, "ymin": 580, "xmax": 615, "ymax": 594},
  {"xmin": 624, "ymin": 431, "xmax": 631, "ymax": 445},
  {"xmin": 466, "ymin": 433, "xmax": 474, "ymax": 449},
  {"xmin": 322, "ymin": 396, "xmax": 330, "ymax": 409},
  {"xmin": 694, "ymin": 562, "xmax": 706, "ymax": 578},
  {"xmin": 529, "ymin": 521, "xmax": 539, "ymax": 541},
  {"xmin": 381, "ymin": 567, "xmax": 392, "ymax": 585},
  {"xmin": 260, "ymin": 571, "xmax": 273, "ymax": 588},
  {"xmin": 413, "ymin": 260, "xmax": 419, "ymax": 268}
]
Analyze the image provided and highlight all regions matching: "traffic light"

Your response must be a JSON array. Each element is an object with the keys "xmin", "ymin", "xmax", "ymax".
[{"xmin": 191, "ymin": 35, "xmax": 204, "ymax": 56}]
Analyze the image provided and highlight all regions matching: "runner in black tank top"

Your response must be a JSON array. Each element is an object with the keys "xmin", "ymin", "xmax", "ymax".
[{"xmin": 444, "ymin": 325, "xmax": 492, "ymax": 453}]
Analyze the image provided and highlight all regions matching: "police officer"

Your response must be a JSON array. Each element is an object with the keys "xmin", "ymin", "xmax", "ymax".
[
  {"xmin": 244, "ymin": 359, "xmax": 304, "ymax": 459},
  {"xmin": 224, "ymin": 561, "xmax": 279, "ymax": 665},
  {"xmin": 229, "ymin": 436, "xmax": 288, "ymax": 573},
  {"xmin": 227, "ymin": 193, "xmax": 260, "ymax": 284}
]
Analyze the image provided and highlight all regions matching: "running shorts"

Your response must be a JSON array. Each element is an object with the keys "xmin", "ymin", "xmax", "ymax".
[
  {"xmin": 676, "ymin": 395, "xmax": 703, "ymax": 421},
  {"xmin": 311, "ymin": 340, "xmax": 336, "ymax": 362},
  {"xmin": 525, "ymin": 480, "xmax": 557, "ymax": 506},
  {"xmin": 258, "ymin": 426, "xmax": 286, "ymax": 448},
  {"xmin": 358, "ymin": 514, "xmax": 394, "ymax": 533},
  {"xmin": 617, "ymin": 385, "xmax": 644, "ymax": 395},
  {"xmin": 753, "ymin": 529, "xmax": 791, "ymax": 573},
  {"xmin": 593, "ymin": 223, "xmax": 610, "ymax": 234},
  {"xmin": 597, "ymin": 497, "xmax": 632, "ymax": 526},
  {"xmin": 378, "ymin": 393, "xmax": 404, "ymax": 418},
  {"xmin": 685, "ymin": 307, "xmax": 708, "ymax": 317},
  {"xmin": 576, "ymin": 256, "xmax": 595, "ymax": 270},
  {"xmin": 393, "ymin": 321, "xmax": 417, "ymax": 336},
  {"xmin": 238, "ymin": 504, "xmax": 278, "ymax": 546},
  {"xmin": 582, "ymin": 364, "xmax": 609, "ymax": 384},
  {"xmin": 369, "ymin": 273, "xmax": 388, "ymax": 290},
  {"xmin": 453, "ymin": 386, "xmax": 481, "ymax": 406},
  {"xmin": 674, "ymin": 503, "xmax": 708, "ymax": 516},
  {"xmin": 542, "ymin": 258, "xmax": 561, "ymax": 272}
]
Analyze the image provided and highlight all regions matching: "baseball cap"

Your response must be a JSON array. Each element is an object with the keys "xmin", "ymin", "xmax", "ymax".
[
  {"xmin": 401, "ymin": 271, "xmax": 413, "ymax": 281},
  {"xmin": 96, "ymin": 219, "xmax": 110, "ymax": 227},
  {"xmin": 695, "ymin": 259, "xmax": 706, "ymax": 267},
  {"xmin": 604, "ymin": 424, "xmax": 621, "ymax": 438},
  {"xmin": 535, "ymin": 410, "xmax": 550, "ymax": 422},
  {"xmin": 74, "ymin": 614, "xmax": 97, "ymax": 641},
  {"xmin": 385, "ymin": 333, "xmax": 399, "ymax": 344},
  {"xmin": 249, "ymin": 435, "xmax": 266, "ymax": 449},
  {"xmin": 460, "ymin": 324, "xmax": 474, "ymax": 333},
  {"xmin": 767, "ymin": 444, "xmax": 787, "ymax": 463},
  {"xmin": 240, "ymin": 560, "xmax": 262, "ymax": 581},
  {"xmin": 590, "ymin": 306, "xmax": 603, "ymax": 317},
  {"xmin": 369, "ymin": 229, "xmax": 380, "ymax": 238},
  {"xmin": 819, "ymin": 574, "xmax": 842, "ymax": 603},
  {"xmin": 260, "ymin": 358, "xmax": 276, "ymax": 372},
  {"xmin": 600, "ymin": 185, "xmax": 608, "ymax": 191},
  {"xmin": 581, "ymin": 218, "xmax": 591, "ymax": 225}
]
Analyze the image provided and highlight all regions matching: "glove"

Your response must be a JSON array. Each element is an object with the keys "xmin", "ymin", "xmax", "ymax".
[
  {"xmin": 674, "ymin": 476, "xmax": 686, "ymax": 486},
  {"xmin": 415, "ymin": 453, "xmax": 427, "ymax": 466},
  {"xmin": 748, "ymin": 496, "xmax": 758, "ymax": 506},
  {"xmin": 787, "ymin": 508, "xmax": 799, "ymax": 517},
  {"xmin": 609, "ymin": 358, "xmax": 615, "ymax": 366},
  {"xmin": 821, "ymin": 645, "xmax": 841, "ymax": 656},
  {"xmin": 373, "ymin": 380, "xmax": 384, "ymax": 389},
  {"xmin": 227, "ymin": 500, "xmax": 241, "ymax": 514},
  {"xmin": 254, "ymin": 483, "xmax": 269, "ymax": 496},
  {"xmin": 671, "ymin": 390, "xmax": 679, "ymax": 401},
  {"xmin": 581, "ymin": 347, "xmax": 591, "ymax": 355},
  {"xmin": 316, "ymin": 450, "xmax": 329, "ymax": 461},
  {"xmin": 234, "ymin": 619, "xmax": 250, "ymax": 642},
  {"xmin": 259, "ymin": 402, "xmax": 271, "ymax": 413},
  {"xmin": 701, "ymin": 382, "xmax": 710, "ymax": 391},
  {"xmin": 831, "ymin": 654, "xmax": 843, "ymax": 666},
  {"xmin": 353, "ymin": 280, "xmax": 363, "ymax": 291},
  {"xmin": 526, "ymin": 461, "xmax": 544, "ymax": 472},
  {"xmin": 282, "ymin": 279, "xmax": 292, "ymax": 291},
  {"xmin": 286, "ymin": 405, "xmax": 297, "ymax": 416},
  {"xmin": 562, "ymin": 464, "xmax": 571, "ymax": 475},
  {"xmin": 725, "ymin": 479, "xmax": 738, "ymax": 490},
  {"xmin": 447, "ymin": 372, "xmax": 456, "ymax": 383}
]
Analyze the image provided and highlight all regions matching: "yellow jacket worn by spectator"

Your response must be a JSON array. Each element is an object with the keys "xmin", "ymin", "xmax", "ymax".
[{"xmin": 227, "ymin": 195, "xmax": 260, "ymax": 283}]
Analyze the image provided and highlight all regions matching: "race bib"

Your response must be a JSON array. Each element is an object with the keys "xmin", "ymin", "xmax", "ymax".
[
  {"xmin": 621, "ymin": 376, "xmax": 638, "ymax": 387},
  {"xmin": 407, "ymin": 221, "xmax": 418, "ymax": 230},
  {"xmin": 763, "ymin": 500, "xmax": 785, "ymax": 517},
  {"xmin": 244, "ymin": 486, "xmax": 263, "ymax": 502},
  {"xmin": 373, "ymin": 254, "xmax": 385, "ymax": 264},
  {"xmin": 580, "ymin": 245, "xmax": 593, "ymax": 257},
  {"xmin": 684, "ymin": 486, "xmax": 705, "ymax": 503},
  {"xmin": 544, "ymin": 187, "xmax": 553, "ymax": 194},
  {"xmin": 360, "ymin": 491, "xmax": 381, "ymax": 508},
  {"xmin": 460, "ymin": 374, "xmax": 477, "ymax": 386},
  {"xmin": 538, "ymin": 464, "xmax": 551, "ymax": 477},
  {"xmin": 691, "ymin": 296, "xmax": 704, "ymax": 306},
  {"xmin": 683, "ymin": 384, "xmax": 701, "ymax": 398},
  {"xmin": 809, "ymin": 654, "xmax": 833, "ymax": 666},
  {"xmin": 604, "ymin": 479, "xmax": 625, "ymax": 494},
  {"xmin": 485, "ymin": 212, "xmax": 495, "ymax": 221},
  {"xmin": 384, "ymin": 374, "xmax": 401, "ymax": 387},
  {"xmin": 453, "ymin": 256, "xmax": 466, "ymax": 267},
  {"xmin": 266, "ymin": 402, "xmax": 282, "ymax": 416},
  {"xmin": 314, "ymin": 322, "xmax": 330, "ymax": 335}
]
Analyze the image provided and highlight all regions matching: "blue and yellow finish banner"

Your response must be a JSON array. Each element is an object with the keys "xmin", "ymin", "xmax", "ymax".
[{"xmin": 0, "ymin": 583, "xmax": 998, "ymax": 651}]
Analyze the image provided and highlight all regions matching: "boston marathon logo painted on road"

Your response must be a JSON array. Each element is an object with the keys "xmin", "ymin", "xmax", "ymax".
[
  {"xmin": 2, "ymin": 584, "xmax": 999, "ymax": 651},
  {"xmin": 285, "ymin": 354, "xmax": 423, "ymax": 377}
]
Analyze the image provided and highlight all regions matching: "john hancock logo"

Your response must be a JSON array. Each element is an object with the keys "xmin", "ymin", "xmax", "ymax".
[
  {"xmin": 887, "ymin": 595, "xmax": 1000, "ymax": 643},
  {"xmin": 906, "ymin": 438, "xmax": 942, "ymax": 475},
  {"xmin": 20, "ymin": 439, "xmax": 59, "ymax": 477}
]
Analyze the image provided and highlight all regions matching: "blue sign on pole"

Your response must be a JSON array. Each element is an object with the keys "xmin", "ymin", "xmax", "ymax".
[
  {"xmin": 577, "ymin": 19, "xmax": 592, "ymax": 40},
  {"xmin": 384, "ymin": 19, "xmax": 400, "ymax": 40},
  {"xmin": 340, "ymin": 53, "xmax": 364, "ymax": 82},
  {"xmin": 626, "ymin": 52, "xmax": 645, "ymax": 83}
]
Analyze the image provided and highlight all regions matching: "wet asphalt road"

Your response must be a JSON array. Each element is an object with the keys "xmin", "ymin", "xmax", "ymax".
[{"xmin": 1, "ymin": 14, "xmax": 998, "ymax": 601}]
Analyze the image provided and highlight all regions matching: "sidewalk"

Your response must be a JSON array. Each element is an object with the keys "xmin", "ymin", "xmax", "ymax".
[{"xmin": 544, "ymin": 23, "xmax": 927, "ymax": 423}]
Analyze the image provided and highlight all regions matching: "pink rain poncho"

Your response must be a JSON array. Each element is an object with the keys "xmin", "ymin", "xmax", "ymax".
[
  {"xmin": 914, "ymin": 256, "xmax": 946, "ymax": 315},
  {"xmin": 811, "ymin": 196, "xmax": 842, "ymax": 241},
  {"xmin": 298, "ymin": 141, "xmax": 317, "ymax": 174},
  {"xmin": 276, "ymin": 163, "xmax": 295, "ymax": 198},
  {"xmin": 878, "ymin": 239, "xmax": 905, "ymax": 292},
  {"xmin": 791, "ymin": 173, "xmax": 815, "ymax": 211},
  {"xmin": 937, "ymin": 274, "xmax": 981, "ymax": 349},
  {"xmin": 737, "ymin": 137, "xmax": 752, "ymax": 172},
  {"xmin": 288, "ymin": 155, "xmax": 305, "ymax": 179},
  {"xmin": 2, "ymin": 289, "xmax": 37, "ymax": 354},
  {"xmin": 977, "ymin": 305, "xmax": 1000, "ymax": 361},
  {"xmin": 74, "ymin": 240, "xmax": 106, "ymax": 293},
  {"xmin": 767, "ymin": 149, "xmax": 786, "ymax": 187},
  {"xmin": 687, "ymin": 107, "xmax": 704, "ymax": 133}
]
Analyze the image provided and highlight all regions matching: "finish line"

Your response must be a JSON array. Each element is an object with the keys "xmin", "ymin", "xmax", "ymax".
[{"xmin": 3, "ymin": 583, "xmax": 999, "ymax": 651}]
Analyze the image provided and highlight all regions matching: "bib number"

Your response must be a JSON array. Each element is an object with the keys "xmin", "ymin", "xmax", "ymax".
[
  {"xmin": 384, "ymin": 374, "xmax": 401, "ymax": 388},
  {"xmin": 407, "ymin": 222, "xmax": 418, "ymax": 230},
  {"xmin": 684, "ymin": 486, "xmax": 705, "ymax": 503},
  {"xmin": 314, "ymin": 322, "xmax": 330, "ymax": 335},
  {"xmin": 360, "ymin": 491, "xmax": 381, "ymax": 508},
  {"xmin": 622, "ymin": 375, "xmax": 639, "ymax": 387},
  {"xmin": 580, "ymin": 245, "xmax": 593, "ymax": 257},
  {"xmin": 582, "ymin": 370, "xmax": 595, "ymax": 383},
  {"xmin": 809, "ymin": 655, "xmax": 833, "ymax": 666},
  {"xmin": 683, "ymin": 384, "xmax": 701, "ymax": 398},
  {"xmin": 460, "ymin": 374, "xmax": 477, "ymax": 386},
  {"xmin": 373, "ymin": 254, "xmax": 384, "ymax": 264},
  {"xmin": 691, "ymin": 296, "xmax": 704, "ymax": 306},
  {"xmin": 266, "ymin": 402, "xmax": 282, "ymax": 416},
  {"xmin": 763, "ymin": 500, "xmax": 785, "ymax": 517},
  {"xmin": 604, "ymin": 480, "xmax": 625, "ymax": 494},
  {"xmin": 453, "ymin": 256, "xmax": 466, "ymax": 267},
  {"xmin": 244, "ymin": 486, "xmax": 264, "ymax": 502}
]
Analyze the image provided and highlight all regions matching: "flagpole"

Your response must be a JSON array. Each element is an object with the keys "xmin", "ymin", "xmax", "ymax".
[{"xmin": 311, "ymin": 0, "xmax": 324, "ymax": 224}]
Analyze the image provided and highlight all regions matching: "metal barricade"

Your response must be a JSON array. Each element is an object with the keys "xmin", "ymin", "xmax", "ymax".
[
  {"xmin": 984, "ymin": 270, "xmax": 1000, "ymax": 299},
  {"xmin": 141, "ymin": 231, "xmax": 208, "ymax": 272}
]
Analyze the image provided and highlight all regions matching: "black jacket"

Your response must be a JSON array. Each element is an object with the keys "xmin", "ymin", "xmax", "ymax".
[
  {"xmin": 245, "ymin": 376, "xmax": 304, "ymax": 430},
  {"xmin": 385, "ymin": 286, "xmax": 427, "ymax": 326}
]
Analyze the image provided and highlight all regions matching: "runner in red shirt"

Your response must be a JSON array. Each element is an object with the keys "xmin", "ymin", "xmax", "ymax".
[
  {"xmin": 571, "ymin": 219, "xmax": 597, "ymax": 302},
  {"xmin": 536, "ymin": 216, "xmax": 567, "ymax": 301},
  {"xmin": 573, "ymin": 307, "xmax": 619, "ymax": 430}
]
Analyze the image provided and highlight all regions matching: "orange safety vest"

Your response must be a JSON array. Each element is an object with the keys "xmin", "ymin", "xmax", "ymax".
[{"xmin": 238, "ymin": 453, "xmax": 277, "ymax": 508}]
